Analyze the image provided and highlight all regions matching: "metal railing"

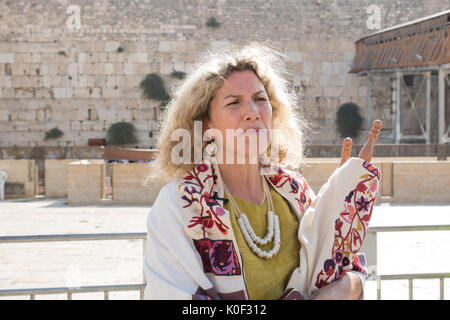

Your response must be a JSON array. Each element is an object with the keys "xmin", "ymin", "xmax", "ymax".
[
  {"xmin": 0, "ymin": 225, "xmax": 449, "ymax": 300},
  {"xmin": 0, "ymin": 232, "xmax": 147, "ymax": 300},
  {"xmin": 364, "ymin": 224, "xmax": 450, "ymax": 300}
]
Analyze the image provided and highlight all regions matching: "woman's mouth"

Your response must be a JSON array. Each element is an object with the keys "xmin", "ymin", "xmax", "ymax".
[{"xmin": 243, "ymin": 127, "xmax": 263, "ymax": 134}]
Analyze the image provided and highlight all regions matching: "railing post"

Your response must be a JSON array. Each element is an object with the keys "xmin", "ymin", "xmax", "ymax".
[
  {"xmin": 361, "ymin": 231, "xmax": 377, "ymax": 277},
  {"xmin": 440, "ymin": 277, "xmax": 444, "ymax": 300},
  {"xmin": 142, "ymin": 238, "xmax": 147, "ymax": 284},
  {"xmin": 376, "ymin": 276, "xmax": 381, "ymax": 300},
  {"xmin": 408, "ymin": 279, "xmax": 413, "ymax": 300},
  {"xmin": 104, "ymin": 291, "xmax": 109, "ymax": 300}
]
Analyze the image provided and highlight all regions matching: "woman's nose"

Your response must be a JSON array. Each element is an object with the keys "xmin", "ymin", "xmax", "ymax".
[{"xmin": 243, "ymin": 101, "xmax": 260, "ymax": 121}]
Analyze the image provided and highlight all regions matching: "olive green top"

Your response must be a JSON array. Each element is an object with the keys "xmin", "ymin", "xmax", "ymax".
[{"xmin": 224, "ymin": 184, "xmax": 301, "ymax": 300}]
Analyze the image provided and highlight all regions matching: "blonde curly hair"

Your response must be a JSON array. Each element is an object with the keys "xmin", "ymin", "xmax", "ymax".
[{"xmin": 153, "ymin": 43, "xmax": 309, "ymax": 178}]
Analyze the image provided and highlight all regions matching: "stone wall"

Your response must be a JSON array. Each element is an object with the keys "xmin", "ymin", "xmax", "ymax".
[
  {"xmin": 0, "ymin": 0, "xmax": 448, "ymax": 149},
  {"xmin": 2, "ymin": 158, "xmax": 449, "ymax": 203}
]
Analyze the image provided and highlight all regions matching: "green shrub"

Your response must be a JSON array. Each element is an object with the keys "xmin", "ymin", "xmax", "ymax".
[
  {"xmin": 140, "ymin": 73, "xmax": 171, "ymax": 109},
  {"xmin": 44, "ymin": 127, "xmax": 64, "ymax": 140},
  {"xmin": 140, "ymin": 74, "xmax": 169, "ymax": 101},
  {"xmin": 206, "ymin": 17, "xmax": 221, "ymax": 28},
  {"xmin": 335, "ymin": 102, "xmax": 363, "ymax": 139},
  {"xmin": 171, "ymin": 71, "xmax": 186, "ymax": 79},
  {"xmin": 106, "ymin": 122, "xmax": 139, "ymax": 146}
]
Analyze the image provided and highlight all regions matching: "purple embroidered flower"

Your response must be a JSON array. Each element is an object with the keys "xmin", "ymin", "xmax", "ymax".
[
  {"xmin": 342, "ymin": 256, "xmax": 350, "ymax": 267},
  {"xmin": 356, "ymin": 196, "xmax": 369, "ymax": 212},
  {"xmin": 335, "ymin": 251, "xmax": 343, "ymax": 263},
  {"xmin": 323, "ymin": 259, "xmax": 335, "ymax": 276},
  {"xmin": 290, "ymin": 179, "xmax": 299, "ymax": 192}
]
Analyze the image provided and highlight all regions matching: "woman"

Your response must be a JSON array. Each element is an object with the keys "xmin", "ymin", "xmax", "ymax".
[{"xmin": 143, "ymin": 44, "xmax": 381, "ymax": 300}]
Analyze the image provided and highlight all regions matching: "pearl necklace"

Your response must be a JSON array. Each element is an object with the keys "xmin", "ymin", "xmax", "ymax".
[{"xmin": 223, "ymin": 177, "xmax": 281, "ymax": 259}]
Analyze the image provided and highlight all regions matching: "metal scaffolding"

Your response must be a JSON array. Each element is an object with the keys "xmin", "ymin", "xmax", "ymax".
[{"xmin": 351, "ymin": 10, "xmax": 450, "ymax": 145}]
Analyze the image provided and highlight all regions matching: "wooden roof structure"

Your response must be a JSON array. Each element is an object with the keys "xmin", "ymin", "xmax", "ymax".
[{"xmin": 350, "ymin": 10, "xmax": 450, "ymax": 73}]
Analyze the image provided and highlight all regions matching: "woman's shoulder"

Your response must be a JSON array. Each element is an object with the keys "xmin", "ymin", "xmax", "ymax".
[
  {"xmin": 265, "ymin": 164, "xmax": 310, "ymax": 186},
  {"xmin": 152, "ymin": 177, "xmax": 184, "ymax": 207}
]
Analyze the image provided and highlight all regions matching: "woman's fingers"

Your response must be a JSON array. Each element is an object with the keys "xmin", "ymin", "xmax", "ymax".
[
  {"xmin": 339, "ymin": 137, "xmax": 353, "ymax": 167},
  {"xmin": 358, "ymin": 119, "xmax": 382, "ymax": 163}
]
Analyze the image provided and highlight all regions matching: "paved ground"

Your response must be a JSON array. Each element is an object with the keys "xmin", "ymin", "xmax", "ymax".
[{"xmin": 0, "ymin": 198, "xmax": 449, "ymax": 300}]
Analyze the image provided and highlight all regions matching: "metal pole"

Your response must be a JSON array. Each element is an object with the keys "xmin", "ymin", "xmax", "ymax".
[
  {"xmin": 142, "ymin": 238, "xmax": 147, "ymax": 284},
  {"xmin": 376, "ymin": 276, "xmax": 381, "ymax": 300},
  {"xmin": 408, "ymin": 279, "xmax": 413, "ymax": 300},
  {"xmin": 366, "ymin": 73, "xmax": 372, "ymax": 137},
  {"xmin": 438, "ymin": 69, "xmax": 445, "ymax": 144},
  {"xmin": 425, "ymin": 71, "xmax": 431, "ymax": 144},
  {"xmin": 394, "ymin": 71, "xmax": 402, "ymax": 144}
]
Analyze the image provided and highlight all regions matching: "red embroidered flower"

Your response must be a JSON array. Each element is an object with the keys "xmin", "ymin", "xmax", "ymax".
[
  {"xmin": 202, "ymin": 216, "xmax": 214, "ymax": 229},
  {"xmin": 356, "ymin": 181, "xmax": 368, "ymax": 193},
  {"xmin": 197, "ymin": 163, "xmax": 209, "ymax": 172},
  {"xmin": 204, "ymin": 192, "xmax": 217, "ymax": 207},
  {"xmin": 299, "ymin": 192, "xmax": 306, "ymax": 204},
  {"xmin": 334, "ymin": 219, "xmax": 343, "ymax": 232}
]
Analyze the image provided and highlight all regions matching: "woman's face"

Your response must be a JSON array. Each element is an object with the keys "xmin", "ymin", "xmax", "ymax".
[{"xmin": 205, "ymin": 70, "xmax": 272, "ymax": 164}]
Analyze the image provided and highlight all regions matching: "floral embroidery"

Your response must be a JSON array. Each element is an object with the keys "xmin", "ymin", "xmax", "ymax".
[
  {"xmin": 268, "ymin": 167, "xmax": 312, "ymax": 214},
  {"xmin": 181, "ymin": 163, "xmax": 230, "ymax": 237},
  {"xmin": 193, "ymin": 238, "xmax": 242, "ymax": 276},
  {"xmin": 315, "ymin": 161, "xmax": 378, "ymax": 288}
]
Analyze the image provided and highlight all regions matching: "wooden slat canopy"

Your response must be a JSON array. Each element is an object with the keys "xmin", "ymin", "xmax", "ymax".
[{"xmin": 350, "ymin": 10, "xmax": 450, "ymax": 73}]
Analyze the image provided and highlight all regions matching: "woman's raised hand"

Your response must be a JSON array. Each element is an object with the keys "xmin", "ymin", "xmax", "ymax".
[
  {"xmin": 339, "ymin": 119, "xmax": 382, "ymax": 167},
  {"xmin": 359, "ymin": 119, "xmax": 382, "ymax": 163},
  {"xmin": 339, "ymin": 137, "xmax": 353, "ymax": 167}
]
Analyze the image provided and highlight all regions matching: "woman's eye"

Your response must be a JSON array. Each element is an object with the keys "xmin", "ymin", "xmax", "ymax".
[
  {"xmin": 257, "ymin": 97, "xmax": 266, "ymax": 101},
  {"xmin": 227, "ymin": 101, "xmax": 238, "ymax": 106}
]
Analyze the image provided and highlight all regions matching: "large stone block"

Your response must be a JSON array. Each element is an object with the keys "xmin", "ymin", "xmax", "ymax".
[
  {"xmin": 53, "ymin": 88, "xmax": 72, "ymax": 99},
  {"xmin": 67, "ymin": 160, "xmax": 104, "ymax": 204},
  {"xmin": 112, "ymin": 163, "xmax": 170, "ymax": 204},
  {"xmin": 127, "ymin": 52, "xmax": 148, "ymax": 63},
  {"xmin": 0, "ymin": 53, "xmax": 14, "ymax": 63},
  {"xmin": 45, "ymin": 159, "xmax": 75, "ymax": 197},
  {"xmin": 105, "ymin": 41, "xmax": 121, "ymax": 52}
]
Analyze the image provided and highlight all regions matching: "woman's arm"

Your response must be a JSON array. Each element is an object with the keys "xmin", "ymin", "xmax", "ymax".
[{"xmin": 311, "ymin": 271, "xmax": 363, "ymax": 300}]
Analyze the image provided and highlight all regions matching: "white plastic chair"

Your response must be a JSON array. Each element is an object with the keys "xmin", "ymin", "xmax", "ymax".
[{"xmin": 0, "ymin": 171, "xmax": 8, "ymax": 201}]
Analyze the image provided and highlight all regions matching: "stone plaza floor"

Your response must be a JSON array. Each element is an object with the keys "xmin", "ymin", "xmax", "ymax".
[{"xmin": 0, "ymin": 197, "xmax": 449, "ymax": 300}]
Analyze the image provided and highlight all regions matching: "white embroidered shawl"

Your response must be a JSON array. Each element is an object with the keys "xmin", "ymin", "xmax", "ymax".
[{"xmin": 143, "ymin": 157, "xmax": 380, "ymax": 299}]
